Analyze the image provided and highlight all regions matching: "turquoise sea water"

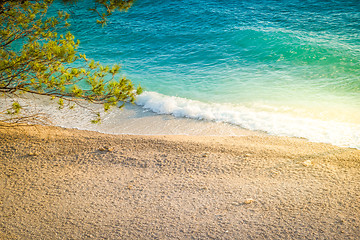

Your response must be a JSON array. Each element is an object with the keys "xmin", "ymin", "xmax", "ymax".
[{"xmin": 58, "ymin": 0, "xmax": 360, "ymax": 148}]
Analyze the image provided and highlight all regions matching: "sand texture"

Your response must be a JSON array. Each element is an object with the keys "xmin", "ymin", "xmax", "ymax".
[{"xmin": 1, "ymin": 125, "xmax": 360, "ymax": 239}]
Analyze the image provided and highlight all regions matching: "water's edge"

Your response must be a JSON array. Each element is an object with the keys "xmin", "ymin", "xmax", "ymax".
[{"xmin": 1, "ymin": 93, "xmax": 359, "ymax": 149}]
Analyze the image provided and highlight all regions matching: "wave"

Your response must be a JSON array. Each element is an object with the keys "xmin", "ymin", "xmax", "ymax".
[{"xmin": 136, "ymin": 91, "xmax": 360, "ymax": 149}]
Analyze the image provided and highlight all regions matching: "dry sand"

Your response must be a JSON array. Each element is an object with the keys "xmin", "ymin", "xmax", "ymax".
[{"xmin": 0, "ymin": 124, "xmax": 359, "ymax": 239}]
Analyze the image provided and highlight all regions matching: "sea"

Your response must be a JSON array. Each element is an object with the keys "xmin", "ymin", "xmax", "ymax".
[{"xmin": 27, "ymin": 0, "xmax": 360, "ymax": 148}]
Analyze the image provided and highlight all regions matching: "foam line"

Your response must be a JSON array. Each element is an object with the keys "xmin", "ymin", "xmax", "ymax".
[{"xmin": 136, "ymin": 91, "xmax": 360, "ymax": 149}]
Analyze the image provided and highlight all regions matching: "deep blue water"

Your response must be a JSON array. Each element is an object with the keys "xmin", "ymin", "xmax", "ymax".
[{"xmin": 55, "ymin": 0, "xmax": 360, "ymax": 148}]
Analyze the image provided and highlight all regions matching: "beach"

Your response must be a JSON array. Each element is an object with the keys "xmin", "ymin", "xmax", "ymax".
[
  {"xmin": 2, "ymin": 0, "xmax": 360, "ymax": 238},
  {"xmin": 1, "ymin": 124, "xmax": 359, "ymax": 239}
]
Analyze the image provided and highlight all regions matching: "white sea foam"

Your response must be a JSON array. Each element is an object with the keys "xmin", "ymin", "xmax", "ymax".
[{"xmin": 136, "ymin": 91, "xmax": 360, "ymax": 149}]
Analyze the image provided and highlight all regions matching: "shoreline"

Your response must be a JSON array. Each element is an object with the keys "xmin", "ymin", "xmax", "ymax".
[
  {"xmin": 1, "ymin": 124, "xmax": 360, "ymax": 239},
  {"xmin": 1, "ymin": 94, "xmax": 360, "ymax": 149}
]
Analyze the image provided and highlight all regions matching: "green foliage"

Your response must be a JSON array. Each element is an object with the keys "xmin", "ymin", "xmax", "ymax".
[
  {"xmin": 6, "ymin": 102, "xmax": 22, "ymax": 115},
  {"xmin": 90, "ymin": 0, "xmax": 135, "ymax": 26},
  {"xmin": 0, "ymin": 0, "xmax": 142, "ymax": 123},
  {"xmin": 60, "ymin": 0, "xmax": 135, "ymax": 26}
]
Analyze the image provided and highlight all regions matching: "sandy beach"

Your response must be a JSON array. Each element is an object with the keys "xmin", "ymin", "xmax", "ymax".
[{"xmin": 1, "ymin": 124, "xmax": 359, "ymax": 239}]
